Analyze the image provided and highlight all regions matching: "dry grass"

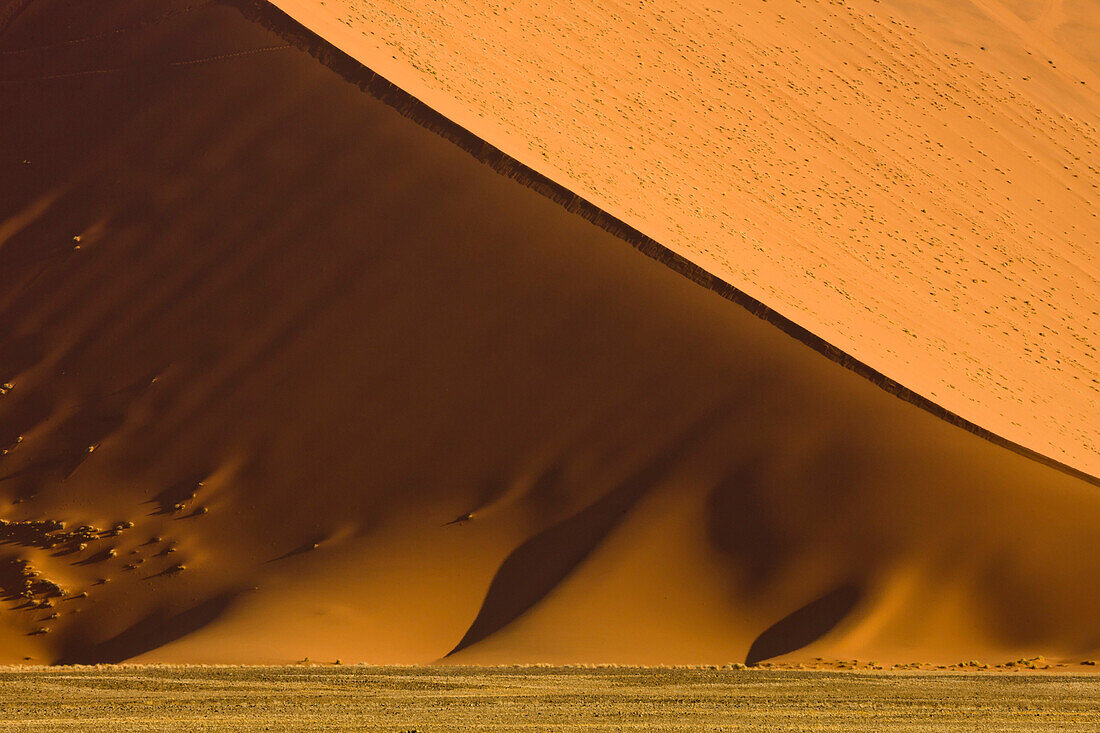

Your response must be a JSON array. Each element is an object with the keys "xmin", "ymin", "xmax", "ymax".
[{"xmin": 0, "ymin": 665, "xmax": 1095, "ymax": 731}]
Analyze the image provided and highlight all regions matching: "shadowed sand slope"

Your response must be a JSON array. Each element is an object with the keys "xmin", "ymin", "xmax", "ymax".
[
  {"xmin": 270, "ymin": 0, "xmax": 1100, "ymax": 477},
  {"xmin": 0, "ymin": 0, "xmax": 1098, "ymax": 665}
]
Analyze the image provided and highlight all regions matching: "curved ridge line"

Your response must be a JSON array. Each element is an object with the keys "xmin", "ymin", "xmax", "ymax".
[{"xmin": 220, "ymin": 0, "xmax": 1099, "ymax": 489}]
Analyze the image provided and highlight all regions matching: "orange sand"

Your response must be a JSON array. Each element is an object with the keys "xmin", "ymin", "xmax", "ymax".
[
  {"xmin": 270, "ymin": 0, "xmax": 1100, "ymax": 476},
  {"xmin": 0, "ymin": 0, "xmax": 1097, "ymax": 666}
]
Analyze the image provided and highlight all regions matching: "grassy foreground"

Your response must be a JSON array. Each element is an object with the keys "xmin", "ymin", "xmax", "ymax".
[{"xmin": 0, "ymin": 665, "xmax": 1096, "ymax": 731}]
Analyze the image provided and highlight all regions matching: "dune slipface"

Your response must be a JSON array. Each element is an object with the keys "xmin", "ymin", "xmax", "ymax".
[
  {"xmin": 0, "ymin": 0, "xmax": 1097, "ymax": 666},
  {"xmin": 269, "ymin": 0, "xmax": 1100, "ymax": 478}
]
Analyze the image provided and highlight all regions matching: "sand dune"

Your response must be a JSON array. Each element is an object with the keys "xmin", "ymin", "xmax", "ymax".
[
  {"xmin": 0, "ymin": 0, "xmax": 1098, "ymax": 666},
  {"xmin": 269, "ymin": 0, "xmax": 1100, "ymax": 477}
]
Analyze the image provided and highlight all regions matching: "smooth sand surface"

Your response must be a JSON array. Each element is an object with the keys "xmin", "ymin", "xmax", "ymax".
[
  {"xmin": 269, "ymin": 0, "xmax": 1100, "ymax": 477},
  {"xmin": 0, "ymin": 0, "xmax": 1098, "ymax": 665},
  {"xmin": 0, "ymin": 666, "xmax": 1097, "ymax": 731}
]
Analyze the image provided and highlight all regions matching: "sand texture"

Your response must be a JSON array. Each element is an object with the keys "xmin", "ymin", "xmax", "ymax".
[
  {"xmin": 0, "ymin": 0, "xmax": 1098, "ymax": 665},
  {"xmin": 268, "ymin": 0, "xmax": 1100, "ymax": 476},
  {"xmin": 0, "ymin": 666, "xmax": 1097, "ymax": 731}
]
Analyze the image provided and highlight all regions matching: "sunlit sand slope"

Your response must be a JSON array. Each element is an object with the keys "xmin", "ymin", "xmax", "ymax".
[
  {"xmin": 269, "ymin": 0, "xmax": 1100, "ymax": 476},
  {"xmin": 0, "ymin": 0, "xmax": 1097, "ymax": 665}
]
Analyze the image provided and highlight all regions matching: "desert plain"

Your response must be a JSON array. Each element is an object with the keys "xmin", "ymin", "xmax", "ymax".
[{"xmin": 0, "ymin": 665, "xmax": 1098, "ymax": 731}]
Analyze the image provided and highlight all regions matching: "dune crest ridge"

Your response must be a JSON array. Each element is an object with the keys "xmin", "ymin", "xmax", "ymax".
[
  {"xmin": 267, "ymin": 0, "xmax": 1100, "ymax": 477},
  {"xmin": 220, "ymin": 0, "xmax": 1099, "ymax": 490}
]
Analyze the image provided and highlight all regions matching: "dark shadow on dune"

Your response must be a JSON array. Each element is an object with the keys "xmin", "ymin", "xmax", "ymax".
[
  {"xmin": 446, "ymin": 460, "xmax": 574, "ymax": 528},
  {"xmin": 706, "ymin": 458, "xmax": 791, "ymax": 592},
  {"xmin": 446, "ymin": 405, "xmax": 729, "ymax": 657},
  {"xmin": 55, "ymin": 591, "xmax": 239, "ymax": 664},
  {"xmin": 266, "ymin": 534, "xmax": 327, "ymax": 563},
  {"xmin": 744, "ymin": 584, "xmax": 863, "ymax": 666},
  {"xmin": 143, "ymin": 564, "xmax": 187, "ymax": 579},
  {"xmin": 0, "ymin": 0, "xmax": 35, "ymax": 38},
  {"xmin": 442, "ymin": 513, "xmax": 473, "ymax": 527},
  {"xmin": 0, "ymin": 390, "xmax": 134, "ymax": 501},
  {"xmin": 147, "ymin": 474, "xmax": 207, "ymax": 516},
  {"xmin": 73, "ymin": 548, "xmax": 116, "ymax": 566},
  {"xmin": 0, "ymin": 334, "xmax": 44, "ymax": 387},
  {"xmin": 706, "ymin": 439, "xmax": 867, "ymax": 593},
  {"xmin": 215, "ymin": 0, "xmax": 1100, "ymax": 491}
]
